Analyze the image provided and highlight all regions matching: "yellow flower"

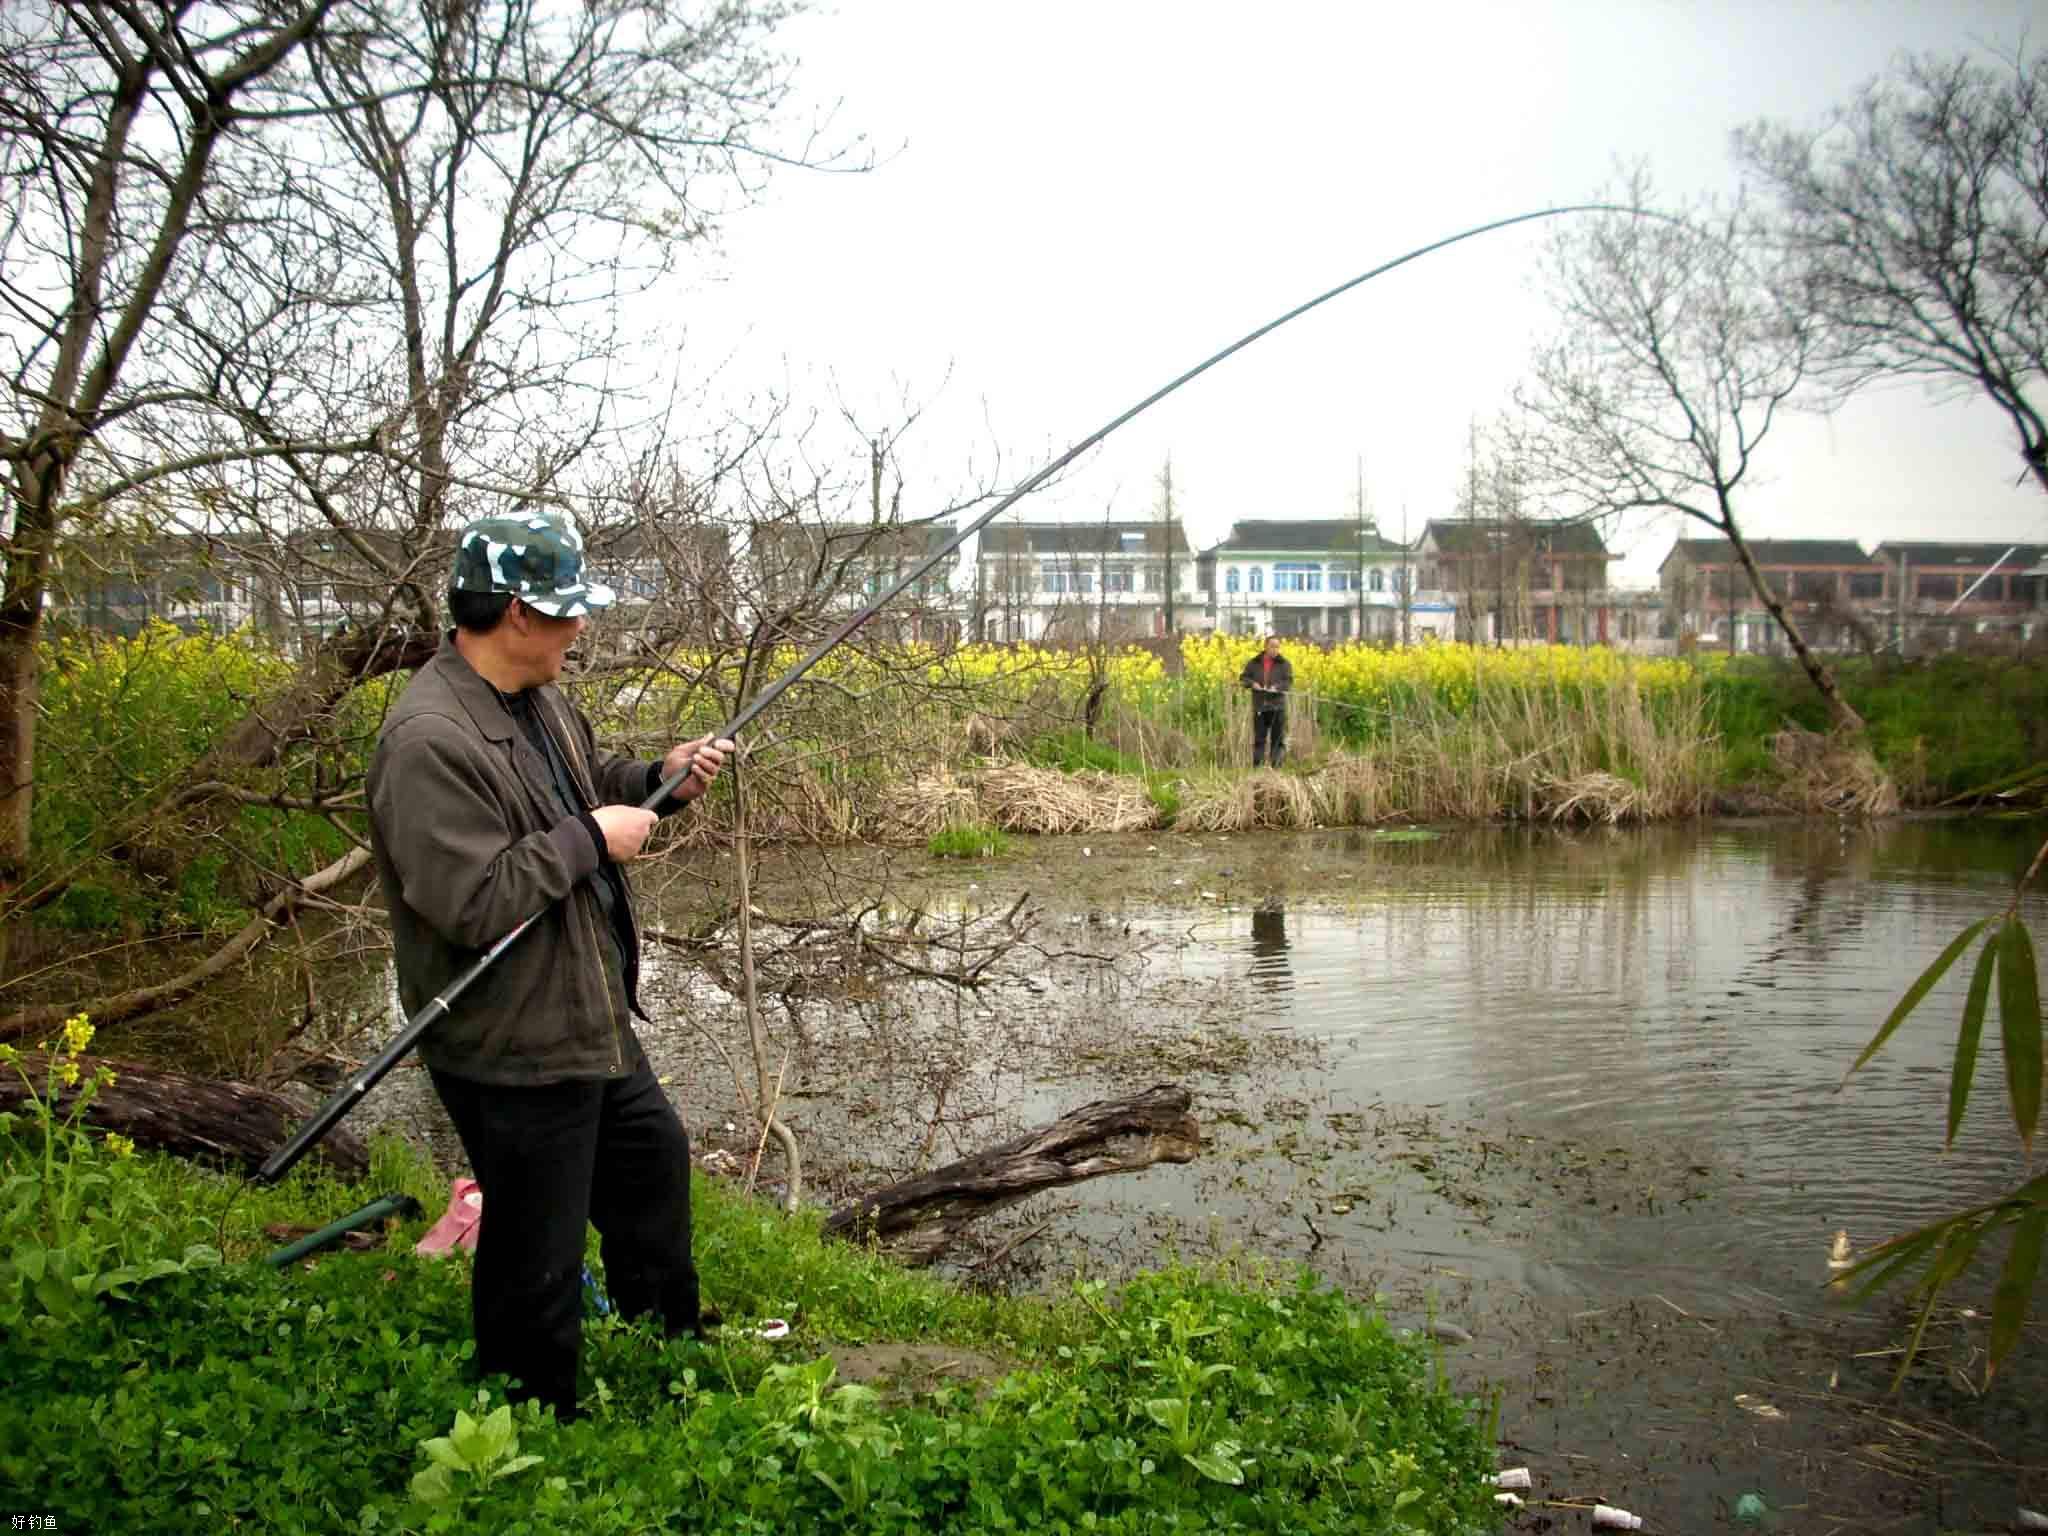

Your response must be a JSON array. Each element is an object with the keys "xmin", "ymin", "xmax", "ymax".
[
  {"xmin": 61, "ymin": 1012, "xmax": 93, "ymax": 1057},
  {"xmin": 106, "ymin": 1133, "xmax": 136, "ymax": 1159},
  {"xmin": 95, "ymin": 1067, "xmax": 117, "ymax": 1089},
  {"xmin": 0, "ymin": 1042, "xmax": 16, "ymax": 1065},
  {"xmin": 58, "ymin": 1058, "xmax": 80, "ymax": 1088}
]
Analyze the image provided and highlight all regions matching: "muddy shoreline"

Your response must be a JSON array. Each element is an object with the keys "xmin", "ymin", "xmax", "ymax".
[{"xmin": 329, "ymin": 821, "xmax": 2045, "ymax": 1534}]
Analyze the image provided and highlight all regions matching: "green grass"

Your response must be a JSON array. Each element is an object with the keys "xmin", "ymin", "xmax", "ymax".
[
  {"xmin": 1026, "ymin": 728, "xmax": 1148, "ymax": 778},
  {"xmin": 927, "ymin": 822, "xmax": 1014, "ymax": 859},
  {"xmin": 1, "ymin": 1138, "xmax": 1499, "ymax": 1534},
  {"xmin": 1144, "ymin": 773, "xmax": 1184, "ymax": 824},
  {"xmin": 1703, "ymin": 653, "xmax": 2048, "ymax": 801}
]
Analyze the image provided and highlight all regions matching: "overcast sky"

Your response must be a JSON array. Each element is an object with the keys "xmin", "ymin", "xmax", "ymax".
[{"xmin": 657, "ymin": 1, "xmax": 2048, "ymax": 587}]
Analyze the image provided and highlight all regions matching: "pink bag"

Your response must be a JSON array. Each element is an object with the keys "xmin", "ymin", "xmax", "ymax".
[{"xmin": 414, "ymin": 1177, "xmax": 483, "ymax": 1256}]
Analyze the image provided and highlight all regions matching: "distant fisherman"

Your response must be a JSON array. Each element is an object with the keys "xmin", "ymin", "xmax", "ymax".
[{"xmin": 1238, "ymin": 634, "xmax": 1293, "ymax": 768}]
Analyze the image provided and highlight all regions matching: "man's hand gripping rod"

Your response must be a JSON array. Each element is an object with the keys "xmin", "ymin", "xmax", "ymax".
[{"xmin": 255, "ymin": 201, "xmax": 1634, "ymax": 1185}]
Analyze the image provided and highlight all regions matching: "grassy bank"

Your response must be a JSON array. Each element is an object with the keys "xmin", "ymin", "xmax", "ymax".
[
  {"xmin": 23, "ymin": 626, "xmax": 2048, "ymax": 932},
  {"xmin": 0, "ymin": 1054, "xmax": 1497, "ymax": 1534}
]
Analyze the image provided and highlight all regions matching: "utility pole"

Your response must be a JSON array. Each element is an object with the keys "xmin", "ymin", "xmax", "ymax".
[
  {"xmin": 1400, "ymin": 503, "xmax": 1413, "ymax": 646},
  {"xmin": 1353, "ymin": 454, "xmax": 1369, "ymax": 642},
  {"xmin": 1156, "ymin": 456, "xmax": 1177, "ymax": 637},
  {"xmin": 1897, "ymin": 548, "xmax": 1909, "ymax": 657},
  {"xmin": 1726, "ymin": 557, "xmax": 1736, "ymax": 659}
]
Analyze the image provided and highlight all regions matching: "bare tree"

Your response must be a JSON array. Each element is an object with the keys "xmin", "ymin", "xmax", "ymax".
[
  {"xmin": 1737, "ymin": 48, "xmax": 2048, "ymax": 495},
  {"xmin": 0, "ymin": 0, "xmax": 832, "ymax": 905},
  {"xmin": 1511, "ymin": 178, "xmax": 1864, "ymax": 730},
  {"xmin": 1155, "ymin": 456, "xmax": 1179, "ymax": 637},
  {"xmin": 1, "ymin": 0, "xmax": 338, "ymax": 893}
]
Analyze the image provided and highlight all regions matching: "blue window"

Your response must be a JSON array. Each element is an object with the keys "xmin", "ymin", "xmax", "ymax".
[
  {"xmin": 1249, "ymin": 567, "xmax": 1264, "ymax": 593},
  {"xmin": 1273, "ymin": 562, "xmax": 1322, "ymax": 593},
  {"xmin": 1225, "ymin": 567, "xmax": 1240, "ymax": 594},
  {"xmin": 1369, "ymin": 568, "xmax": 1385, "ymax": 593}
]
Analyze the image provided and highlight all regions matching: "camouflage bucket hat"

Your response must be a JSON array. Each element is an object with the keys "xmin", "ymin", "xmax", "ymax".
[{"xmin": 449, "ymin": 512, "xmax": 615, "ymax": 618}]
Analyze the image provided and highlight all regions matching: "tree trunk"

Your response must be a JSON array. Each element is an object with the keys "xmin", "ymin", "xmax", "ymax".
[
  {"xmin": 1725, "ymin": 529, "xmax": 1865, "ymax": 733},
  {"xmin": 0, "ymin": 597, "xmax": 39, "ymax": 893},
  {"xmin": 0, "ymin": 1053, "xmax": 369, "ymax": 1178},
  {"xmin": 208, "ymin": 621, "xmax": 439, "ymax": 772},
  {"xmin": 0, "ymin": 846, "xmax": 372, "ymax": 1042},
  {"xmin": 2, "ymin": 452, "xmax": 60, "ymax": 889},
  {"xmin": 822, "ymin": 1084, "xmax": 1201, "ymax": 1265}
]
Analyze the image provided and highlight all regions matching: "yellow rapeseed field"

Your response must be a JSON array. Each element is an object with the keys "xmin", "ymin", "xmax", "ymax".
[{"xmin": 1179, "ymin": 633, "xmax": 1701, "ymax": 718}]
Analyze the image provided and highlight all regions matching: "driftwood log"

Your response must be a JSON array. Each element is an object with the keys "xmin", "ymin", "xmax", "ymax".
[
  {"xmin": 0, "ymin": 1054, "xmax": 368, "ymax": 1179},
  {"xmin": 823, "ymin": 1083, "xmax": 1201, "ymax": 1265}
]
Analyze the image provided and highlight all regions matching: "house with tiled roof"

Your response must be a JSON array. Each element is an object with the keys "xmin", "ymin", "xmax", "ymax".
[
  {"xmin": 1659, "ymin": 536, "xmax": 2046, "ymax": 654},
  {"xmin": 1415, "ymin": 518, "xmax": 1617, "ymax": 645},
  {"xmin": 1195, "ymin": 519, "xmax": 1442, "ymax": 641},
  {"xmin": 972, "ymin": 521, "xmax": 1195, "ymax": 642},
  {"xmin": 1869, "ymin": 541, "xmax": 2047, "ymax": 649},
  {"xmin": 1658, "ymin": 537, "xmax": 1885, "ymax": 653}
]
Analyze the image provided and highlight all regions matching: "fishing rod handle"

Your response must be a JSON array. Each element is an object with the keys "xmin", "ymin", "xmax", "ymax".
[{"xmin": 255, "ymin": 906, "xmax": 541, "ymax": 1184}]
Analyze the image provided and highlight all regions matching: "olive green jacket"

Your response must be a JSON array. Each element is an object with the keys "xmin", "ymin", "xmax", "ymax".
[{"xmin": 368, "ymin": 637, "xmax": 675, "ymax": 1085}]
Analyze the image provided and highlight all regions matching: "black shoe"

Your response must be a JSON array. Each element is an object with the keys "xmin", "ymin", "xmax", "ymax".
[{"xmin": 677, "ymin": 1305, "xmax": 723, "ymax": 1339}]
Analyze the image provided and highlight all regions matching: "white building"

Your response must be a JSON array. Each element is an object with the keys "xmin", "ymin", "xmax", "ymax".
[
  {"xmin": 973, "ymin": 521, "xmax": 1197, "ymax": 641},
  {"xmin": 1196, "ymin": 520, "xmax": 1456, "ymax": 640}
]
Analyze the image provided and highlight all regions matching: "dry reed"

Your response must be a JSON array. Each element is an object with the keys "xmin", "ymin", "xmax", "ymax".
[
  {"xmin": 1534, "ymin": 770, "xmax": 1649, "ymax": 824},
  {"xmin": 878, "ymin": 769, "xmax": 980, "ymax": 839},
  {"xmin": 1307, "ymin": 756, "xmax": 1393, "ymax": 825},
  {"xmin": 977, "ymin": 764, "xmax": 1156, "ymax": 834},
  {"xmin": 1176, "ymin": 770, "xmax": 1318, "ymax": 832},
  {"xmin": 1770, "ymin": 727, "xmax": 1901, "ymax": 817}
]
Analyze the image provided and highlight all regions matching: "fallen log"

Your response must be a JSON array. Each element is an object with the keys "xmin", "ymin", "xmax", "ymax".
[
  {"xmin": 0, "ymin": 1054, "xmax": 368, "ymax": 1179},
  {"xmin": 822, "ymin": 1083, "xmax": 1201, "ymax": 1265}
]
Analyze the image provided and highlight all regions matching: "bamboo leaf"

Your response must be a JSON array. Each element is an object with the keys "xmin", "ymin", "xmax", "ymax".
[
  {"xmin": 1986, "ymin": 1206, "xmax": 2046, "ymax": 1386},
  {"xmin": 1997, "ymin": 919, "xmax": 2042, "ymax": 1155},
  {"xmin": 1891, "ymin": 1225, "xmax": 1984, "ymax": 1395},
  {"xmin": 1947, "ymin": 934, "xmax": 2000, "ymax": 1149},
  {"xmin": 1844, "ymin": 917, "xmax": 1992, "ymax": 1085},
  {"xmin": 1834, "ymin": 1222, "xmax": 1947, "ymax": 1305},
  {"xmin": 1889, "ymin": 1242, "xmax": 1952, "ymax": 1395}
]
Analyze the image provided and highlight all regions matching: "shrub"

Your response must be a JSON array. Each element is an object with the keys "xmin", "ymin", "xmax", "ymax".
[{"xmin": 0, "ymin": 1016, "xmax": 220, "ymax": 1329}]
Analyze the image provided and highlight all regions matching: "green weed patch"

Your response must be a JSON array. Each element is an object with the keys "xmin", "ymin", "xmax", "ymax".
[
  {"xmin": 927, "ymin": 822, "xmax": 1014, "ymax": 859},
  {"xmin": 0, "ymin": 1134, "xmax": 1497, "ymax": 1534}
]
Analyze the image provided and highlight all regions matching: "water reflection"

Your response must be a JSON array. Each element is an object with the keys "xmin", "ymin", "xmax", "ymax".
[
  {"xmin": 1203, "ymin": 815, "xmax": 2048, "ymax": 1306},
  {"xmin": 1247, "ymin": 901, "xmax": 1290, "ymax": 992}
]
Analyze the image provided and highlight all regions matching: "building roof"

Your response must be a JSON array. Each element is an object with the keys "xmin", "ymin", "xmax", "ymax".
[
  {"xmin": 1422, "ymin": 518, "xmax": 1611, "ymax": 557},
  {"xmin": 1200, "ymin": 519, "xmax": 1409, "ymax": 558},
  {"xmin": 1659, "ymin": 538, "xmax": 1873, "ymax": 571},
  {"xmin": 1868, "ymin": 541, "xmax": 2046, "ymax": 568},
  {"xmin": 980, "ymin": 521, "xmax": 1192, "ymax": 557}
]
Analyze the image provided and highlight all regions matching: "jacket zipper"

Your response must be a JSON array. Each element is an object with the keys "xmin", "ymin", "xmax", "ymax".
[{"xmin": 539, "ymin": 697, "xmax": 629, "ymax": 1076}]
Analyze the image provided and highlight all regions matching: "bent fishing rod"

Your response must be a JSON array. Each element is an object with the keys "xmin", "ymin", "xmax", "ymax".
[{"xmin": 256, "ymin": 200, "xmax": 1639, "ymax": 1185}]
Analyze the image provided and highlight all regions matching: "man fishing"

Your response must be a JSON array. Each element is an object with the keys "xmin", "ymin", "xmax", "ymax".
[
  {"xmin": 366, "ymin": 510, "xmax": 735, "ymax": 1423},
  {"xmin": 1239, "ymin": 633, "xmax": 1293, "ymax": 768}
]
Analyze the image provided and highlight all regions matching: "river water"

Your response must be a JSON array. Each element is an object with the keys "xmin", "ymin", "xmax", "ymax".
[
  {"xmin": 344, "ymin": 815, "xmax": 2048, "ymax": 1531},
  {"xmin": 1149, "ymin": 817, "xmax": 2041, "ymax": 1309}
]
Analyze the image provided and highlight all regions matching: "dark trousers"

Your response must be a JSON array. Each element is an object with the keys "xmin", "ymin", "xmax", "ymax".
[
  {"xmin": 1252, "ymin": 706, "xmax": 1287, "ymax": 768},
  {"xmin": 430, "ymin": 1064, "xmax": 699, "ymax": 1420}
]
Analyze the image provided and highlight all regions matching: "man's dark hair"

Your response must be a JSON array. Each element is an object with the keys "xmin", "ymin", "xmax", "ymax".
[{"xmin": 448, "ymin": 588, "xmax": 515, "ymax": 633}]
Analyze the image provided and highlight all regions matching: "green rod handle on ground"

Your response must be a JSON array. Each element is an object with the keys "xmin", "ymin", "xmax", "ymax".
[{"xmin": 263, "ymin": 1192, "xmax": 423, "ymax": 1267}]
